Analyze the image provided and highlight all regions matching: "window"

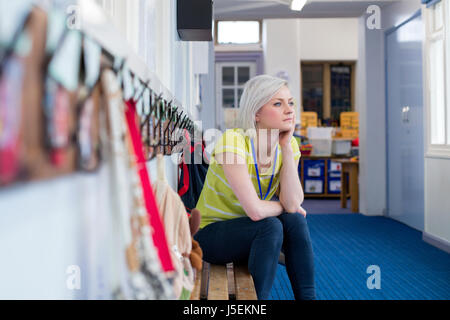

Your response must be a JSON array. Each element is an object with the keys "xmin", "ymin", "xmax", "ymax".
[
  {"xmin": 429, "ymin": 37, "xmax": 446, "ymax": 144},
  {"xmin": 330, "ymin": 65, "xmax": 352, "ymax": 122},
  {"xmin": 216, "ymin": 63, "xmax": 255, "ymax": 109},
  {"xmin": 216, "ymin": 21, "xmax": 261, "ymax": 45},
  {"xmin": 215, "ymin": 62, "xmax": 256, "ymax": 129},
  {"xmin": 301, "ymin": 62, "xmax": 355, "ymax": 126},
  {"xmin": 302, "ymin": 64, "xmax": 324, "ymax": 120},
  {"xmin": 424, "ymin": 0, "xmax": 450, "ymax": 154}
]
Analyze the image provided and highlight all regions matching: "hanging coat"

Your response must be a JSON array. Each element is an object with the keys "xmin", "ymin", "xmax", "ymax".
[
  {"xmin": 177, "ymin": 129, "xmax": 209, "ymax": 214},
  {"xmin": 153, "ymin": 153, "xmax": 195, "ymax": 300}
]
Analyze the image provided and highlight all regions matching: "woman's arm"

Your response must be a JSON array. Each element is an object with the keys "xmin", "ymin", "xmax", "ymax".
[
  {"xmin": 278, "ymin": 144, "xmax": 305, "ymax": 213},
  {"xmin": 216, "ymin": 152, "xmax": 284, "ymax": 221}
]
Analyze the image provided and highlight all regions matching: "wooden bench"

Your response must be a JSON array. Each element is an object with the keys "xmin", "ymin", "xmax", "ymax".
[{"xmin": 190, "ymin": 261, "xmax": 258, "ymax": 300}]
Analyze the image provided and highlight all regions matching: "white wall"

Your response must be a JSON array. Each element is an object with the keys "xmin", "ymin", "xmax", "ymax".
[
  {"xmin": 356, "ymin": 14, "xmax": 386, "ymax": 217},
  {"xmin": 299, "ymin": 18, "xmax": 359, "ymax": 61},
  {"xmin": 199, "ymin": 41, "xmax": 216, "ymax": 131},
  {"xmin": 424, "ymin": 159, "xmax": 450, "ymax": 246},
  {"xmin": 0, "ymin": 166, "xmax": 114, "ymax": 299},
  {"xmin": 263, "ymin": 19, "xmax": 302, "ymax": 122}
]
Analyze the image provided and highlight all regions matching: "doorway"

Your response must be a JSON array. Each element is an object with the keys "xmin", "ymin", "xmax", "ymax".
[{"xmin": 385, "ymin": 11, "xmax": 425, "ymax": 231}]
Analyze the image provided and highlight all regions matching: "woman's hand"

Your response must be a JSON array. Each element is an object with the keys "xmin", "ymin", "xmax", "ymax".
[
  {"xmin": 297, "ymin": 205, "xmax": 307, "ymax": 217},
  {"xmin": 279, "ymin": 118, "xmax": 295, "ymax": 148},
  {"xmin": 282, "ymin": 201, "xmax": 307, "ymax": 217}
]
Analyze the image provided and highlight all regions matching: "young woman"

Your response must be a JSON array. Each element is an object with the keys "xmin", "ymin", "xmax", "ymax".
[{"xmin": 194, "ymin": 75, "xmax": 315, "ymax": 300}]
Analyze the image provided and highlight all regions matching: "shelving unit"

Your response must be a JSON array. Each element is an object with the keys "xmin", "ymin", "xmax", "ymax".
[{"xmin": 299, "ymin": 155, "xmax": 349, "ymax": 198}]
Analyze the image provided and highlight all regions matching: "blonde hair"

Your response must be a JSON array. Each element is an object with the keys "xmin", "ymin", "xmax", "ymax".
[{"xmin": 237, "ymin": 74, "xmax": 289, "ymax": 139}]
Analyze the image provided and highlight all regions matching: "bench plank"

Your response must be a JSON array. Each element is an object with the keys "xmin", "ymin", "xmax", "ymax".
[
  {"xmin": 190, "ymin": 261, "xmax": 257, "ymax": 300},
  {"xmin": 234, "ymin": 265, "xmax": 258, "ymax": 300},
  {"xmin": 207, "ymin": 264, "xmax": 229, "ymax": 300},
  {"xmin": 199, "ymin": 261, "xmax": 210, "ymax": 300},
  {"xmin": 226, "ymin": 263, "xmax": 236, "ymax": 300}
]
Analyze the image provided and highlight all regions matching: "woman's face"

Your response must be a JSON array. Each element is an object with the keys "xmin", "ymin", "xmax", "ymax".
[{"xmin": 255, "ymin": 85, "xmax": 295, "ymax": 132}]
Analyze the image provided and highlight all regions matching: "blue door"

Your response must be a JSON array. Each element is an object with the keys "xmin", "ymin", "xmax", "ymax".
[{"xmin": 385, "ymin": 12, "xmax": 424, "ymax": 231}]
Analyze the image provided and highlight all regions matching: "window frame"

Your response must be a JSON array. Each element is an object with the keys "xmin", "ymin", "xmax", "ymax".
[
  {"xmin": 215, "ymin": 61, "xmax": 257, "ymax": 129},
  {"xmin": 424, "ymin": 0, "xmax": 450, "ymax": 159},
  {"xmin": 216, "ymin": 62, "xmax": 257, "ymax": 108},
  {"xmin": 214, "ymin": 20, "xmax": 263, "ymax": 49},
  {"xmin": 301, "ymin": 61, "xmax": 356, "ymax": 126}
]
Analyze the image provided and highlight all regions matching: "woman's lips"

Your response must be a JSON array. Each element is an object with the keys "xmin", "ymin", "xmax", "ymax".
[{"xmin": 283, "ymin": 118, "xmax": 293, "ymax": 122}]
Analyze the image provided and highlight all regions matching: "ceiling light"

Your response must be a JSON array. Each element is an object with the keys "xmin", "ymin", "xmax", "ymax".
[{"xmin": 290, "ymin": 0, "xmax": 307, "ymax": 11}]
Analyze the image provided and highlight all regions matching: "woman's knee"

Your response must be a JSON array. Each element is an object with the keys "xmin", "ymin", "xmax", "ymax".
[
  {"xmin": 256, "ymin": 217, "xmax": 283, "ymax": 242},
  {"xmin": 279, "ymin": 212, "xmax": 307, "ymax": 227},
  {"xmin": 279, "ymin": 213, "xmax": 311, "ymax": 241}
]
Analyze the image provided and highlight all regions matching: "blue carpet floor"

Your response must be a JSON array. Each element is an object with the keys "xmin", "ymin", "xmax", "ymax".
[
  {"xmin": 269, "ymin": 214, "xmax": 450, "ymax": 300},
  {"xmin": 302, "ymin": 198, "xmax": 353, "ymax": 214}
]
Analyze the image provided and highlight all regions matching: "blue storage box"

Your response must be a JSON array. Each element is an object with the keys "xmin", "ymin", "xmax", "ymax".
[
  {"xmin": 303, "ymin": 160, "xmax": 325, "ymax": 178},
  {"xmin": 304, "ymin": 178, "xmax": 324, "ymax": 194},
  {"xmin": 328, "ymin": 160, "xmax": 342, "ymax": 179},
  {"xmin": 327, "ymin": 177, "xmax": 341, "ymax": 194}
]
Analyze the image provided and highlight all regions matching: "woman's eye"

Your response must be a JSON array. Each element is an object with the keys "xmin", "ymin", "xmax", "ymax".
[{"xmin": 273, "ymin": 101, "xmax": 294, "ymax": 107}]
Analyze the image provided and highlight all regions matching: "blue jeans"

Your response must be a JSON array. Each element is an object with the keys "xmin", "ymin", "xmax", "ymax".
[{"xmin": 194, "ymin": 211, "xmax": 316, "ymax": 300}]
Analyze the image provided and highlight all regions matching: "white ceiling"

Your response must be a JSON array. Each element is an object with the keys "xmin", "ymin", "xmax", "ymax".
[{"xmin": 214, "ymin": 0, "xmax": 400, "ymax": 20}]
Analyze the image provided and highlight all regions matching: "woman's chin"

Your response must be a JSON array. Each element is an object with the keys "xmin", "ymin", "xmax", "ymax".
[
  {"xmin": 261, "ymin": 125, "xmax": 281, "ymax": 131},
  {"xmin": 260, "ymin": 124, "xmax": 290, "ymax": 131}
]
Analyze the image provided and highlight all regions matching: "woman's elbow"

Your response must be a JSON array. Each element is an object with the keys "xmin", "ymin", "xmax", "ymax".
[
  {"xmin": 248, "ymin": 210, "xmax": 263, "ymax": 222},
  {"xmin": 245, "ymin": 206, "xmax": 263, "ymax": 221}
]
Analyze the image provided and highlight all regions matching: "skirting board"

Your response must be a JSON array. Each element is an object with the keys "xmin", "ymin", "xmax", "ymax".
[{"xmin": 422, "ymin": 232, "xmax": 450, "ymax": 254}]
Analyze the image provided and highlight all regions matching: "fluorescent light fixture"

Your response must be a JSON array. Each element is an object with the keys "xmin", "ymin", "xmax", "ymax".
[{"xmin": 290, "ymin": 0, "xmax": 307, "ymax": 11}]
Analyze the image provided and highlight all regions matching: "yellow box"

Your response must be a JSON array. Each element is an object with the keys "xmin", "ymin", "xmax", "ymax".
[
  {"xmin": 301, "ymin": 112, "xmax": 318, "ymax": 129},
  {"xmin": 341, "ymin": 128, "xmax": 359, "ymax": 139},
  {"xmin": 340, "ymin": 112, "xmax": 359, "ymax": 130}
]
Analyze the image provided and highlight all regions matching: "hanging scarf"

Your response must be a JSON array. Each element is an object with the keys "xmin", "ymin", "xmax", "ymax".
[{"xmin": 124, "ymin": 99, "xmax": 174, "ymax": 273}]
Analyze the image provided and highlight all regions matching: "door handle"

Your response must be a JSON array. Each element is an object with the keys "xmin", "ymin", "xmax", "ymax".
[{"xmin": 402, "ymin": 106, "xmax": 410, "ymax": 123}]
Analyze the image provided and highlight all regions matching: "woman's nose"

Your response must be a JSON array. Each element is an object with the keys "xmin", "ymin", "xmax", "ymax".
[{"xmin": 284, "ymin": 104, "xmax": 294, "ymax": 113}]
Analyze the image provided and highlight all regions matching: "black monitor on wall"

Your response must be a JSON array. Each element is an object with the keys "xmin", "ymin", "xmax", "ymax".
[{"xmin": 177, "ymin": 0, "xmax": 213, "ymax": 41}]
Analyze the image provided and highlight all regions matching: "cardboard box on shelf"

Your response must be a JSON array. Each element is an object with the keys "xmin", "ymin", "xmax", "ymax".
[{"xmin": 340, "ymin": 112, "xmax": 359, "ymax": 139}]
